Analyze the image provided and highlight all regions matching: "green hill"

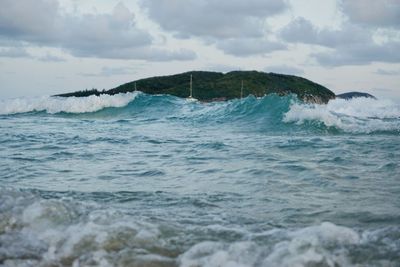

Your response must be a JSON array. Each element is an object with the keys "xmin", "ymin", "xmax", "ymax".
[{"xmin": 56, "ymin": 70, "xmax": 335, "ymax": 103}]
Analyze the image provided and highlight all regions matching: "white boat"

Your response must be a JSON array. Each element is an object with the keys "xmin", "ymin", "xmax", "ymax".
[{"xmin": 186, "ymin": 74, "xmax": 198, "ymax": 102}]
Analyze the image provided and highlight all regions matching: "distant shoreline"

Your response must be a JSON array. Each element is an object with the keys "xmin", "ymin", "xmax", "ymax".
[{"xmin": 55, "ymin": 70, "xmax": 336, "ymax": 104}]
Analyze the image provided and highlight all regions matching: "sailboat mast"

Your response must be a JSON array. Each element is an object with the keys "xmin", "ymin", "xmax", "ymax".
[
  {"xmin": 190, "ymin": 74, "xmax": 193, "ymax": 98},
  {"xmin": 241, "ymin": 80, "xmax": 243, "ymax": 99}
]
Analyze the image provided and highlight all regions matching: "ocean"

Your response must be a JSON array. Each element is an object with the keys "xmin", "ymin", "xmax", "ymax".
[{"xmin": 0, "ymin": 92, "xmax": 399, "ymax": 267}]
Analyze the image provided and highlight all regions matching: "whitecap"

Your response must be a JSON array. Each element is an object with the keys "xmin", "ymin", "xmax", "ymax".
[
  {"xmin": 0, "ymin": 92, "xmax": 138, "ymax": 115},
  {"xmin": 283, "ymin": 97, "xmax": 400, "ymax": 133}
]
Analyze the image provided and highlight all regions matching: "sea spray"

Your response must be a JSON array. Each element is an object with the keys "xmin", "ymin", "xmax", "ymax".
[
  {"xmin": 284, "ymin": 97, "xmax": 400, "ymax": 133},
  {"xmin": 0, "ymin": 92, "xmax": 138, "ymax": 115}
]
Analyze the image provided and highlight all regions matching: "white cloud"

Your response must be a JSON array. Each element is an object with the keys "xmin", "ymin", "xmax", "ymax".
[
  {"xmin": 216, "ymin": 38, "xmax": 286, "ymax": 57},
  {"xmin": 79, "ymin": 66, "xmax": 138, "ymax": 77},
  {"xmin": 0, "ymin": 47, "xmax": 31, "ymax": 58},
  {"xmin": 37, "ymin": 52, "xmax": 66, "ymax": 62}
]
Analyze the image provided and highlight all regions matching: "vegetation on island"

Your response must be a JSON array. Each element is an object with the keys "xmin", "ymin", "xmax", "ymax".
[
  {"xmin": 336, "ymin": 92, "xmax": 376, "ymax": 100},
  {"xmin": 55, "ymin": 71, "xmax": 336, "ymax": 103}
]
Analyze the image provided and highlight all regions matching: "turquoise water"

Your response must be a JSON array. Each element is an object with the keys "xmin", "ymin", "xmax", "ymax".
[{"xmin": 1, "ymin": 93, "xmax": 399, "ymax": 266}]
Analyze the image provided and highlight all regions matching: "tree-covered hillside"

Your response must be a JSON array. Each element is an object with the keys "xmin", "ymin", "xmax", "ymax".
[{"xmin": 56, "ymin": 71, "xmax": 335, "ymax": 103}]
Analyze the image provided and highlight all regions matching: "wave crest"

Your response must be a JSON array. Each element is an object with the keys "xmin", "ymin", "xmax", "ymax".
[
  {"xmin": 1, "ymin": 93, "xmax": 399, "ymax": 134},
  {"xmin": 284, "ymin": 97, "xmax": 400, "ymax": 133},
  {"xmin": 0, "ymin": 93, "xmax": 138, "ymax": 115}
]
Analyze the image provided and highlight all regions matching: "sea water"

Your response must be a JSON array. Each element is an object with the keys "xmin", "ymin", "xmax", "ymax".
[{"xmin": 0, "ymin": 92, "xmax": 399, "ymax": 267}]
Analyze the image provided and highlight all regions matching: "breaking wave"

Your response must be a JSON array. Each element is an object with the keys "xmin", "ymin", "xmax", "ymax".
[
  {"xmin": 284, "ymin": 97, "xmax": 400, "ymax": 134},
  {"xmin": 1, "ymin": 92, "xmax": 399, "ymax": 134},
  {"xmin": 0, "ymin": 92, "xmax": 138, "ymax": 115}
]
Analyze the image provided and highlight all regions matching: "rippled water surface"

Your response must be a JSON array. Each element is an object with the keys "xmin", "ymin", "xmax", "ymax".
[{"xmin": 0, "ymin": 93, "xmax": 399, "ymax": 266}]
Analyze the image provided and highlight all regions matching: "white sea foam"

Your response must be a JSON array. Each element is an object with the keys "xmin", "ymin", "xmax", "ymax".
[
  {"xmin": 179, "ymin": 222, "xmax": 360, "ymax": 267},
  {"xmin": 0, "ymin": 92, "xmax": 138, "ymax": 115},
  {"xmin": 12, "ymin": 196, "xmax": 168, "ymax": 266},
  {"xmin": 1, "ymin": 188, "xmax": 398, "ymax": 267},
  {"xmin": 262, "ymin": 222, "xmax": 360, "ymax": 267},
  {"xmin": 284, "ymin": 97, "xmax": 400, "ymax": 133}
]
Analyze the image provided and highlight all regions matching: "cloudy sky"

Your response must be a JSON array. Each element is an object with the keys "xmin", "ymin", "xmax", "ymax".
[{"xmin": 0, "ymin": 0, "xmax": 399, "ymax": 100}]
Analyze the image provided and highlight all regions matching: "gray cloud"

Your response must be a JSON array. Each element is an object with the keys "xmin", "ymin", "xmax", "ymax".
[
  {"xmin": 140, "ymin": 0, "xmax": 287, "ymax": 56},
  {"xmin": 0, "ymin": 47, "xmax": 31, "ymax": 58},
  {"xmin": 264, "ymin": 65, "xmax": 304, "ymax": 75},
  {"xmin": 61, "ymin": 3, "xmax": 153, "ymax": 58},
  {"xmin": 281, "ymin": 17, "xmax": 400, "ymax": 66},
  {"xmin": 141, "ymin": 0, "xmax": 287, "ymax": 39},
  {"xmin": 375, "ymin": 69, "xmax": 400, "ymax": 75},
  {"xmin": 216, "ymin": 38, "xmax": 286, "ymax": 56},
  {"xmin": 76, "ymin": 47, "xmax": 196, "ymax": 61},
  {"xmin": 0, "ymin": 0, "xmax": 59, "ymax": 44},
  {"xmin": 341, "ymin": 0, "xmax": 400, "ymax": 29},
  {"xmin": 312, "ymin": 42, "xmax": 400, "ymax": 66},
  {"xmin": 280, "ymin": 17, "xmax": 371, "ymax": 47},
  {"xmin": 0, "ymin": 0, "xmax": 195, "ymax": 61}
]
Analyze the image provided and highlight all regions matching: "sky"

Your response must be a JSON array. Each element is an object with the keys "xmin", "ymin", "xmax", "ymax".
[{"xmin": 0, "ymin": 0, "xmax": 399, "ymax": 101}]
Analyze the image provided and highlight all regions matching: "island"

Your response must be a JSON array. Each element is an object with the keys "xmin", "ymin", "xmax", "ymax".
[
  {"xmin": 55, "ymin": 71, "xmax": 336, "ymax": 104},
  {"xmin": 336, "ymin": 91, "xmax": 376, "ymax": 100}
]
